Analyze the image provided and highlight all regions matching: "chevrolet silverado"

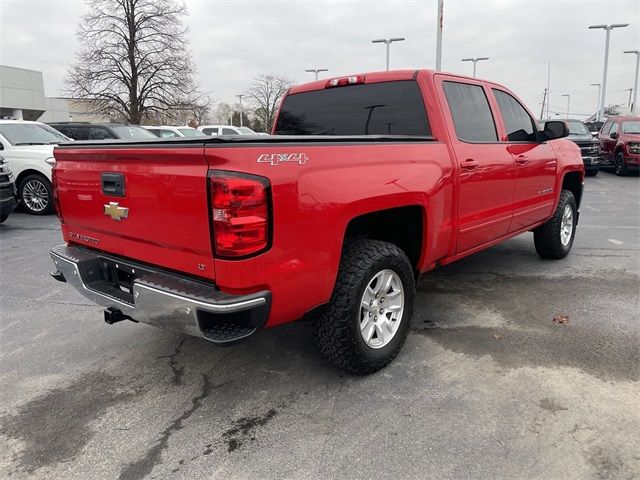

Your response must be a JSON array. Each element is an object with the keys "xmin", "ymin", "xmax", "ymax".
[{"xmin": 50, "ymin": 70, "xmax": 584, "ymax": 373}]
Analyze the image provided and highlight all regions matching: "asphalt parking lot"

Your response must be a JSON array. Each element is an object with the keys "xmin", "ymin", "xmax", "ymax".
[{"xmin": 0, "ymin": 170, "xmax": 638, "ymax": 480}]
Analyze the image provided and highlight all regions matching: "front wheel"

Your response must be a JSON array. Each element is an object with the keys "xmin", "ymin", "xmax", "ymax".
[
  {"xmin": 533, "ymin": 190, "xmax": 577, "ymax": 259},
  {"xmin": 614, "ymin": 152, "xmax": 628, "ymax": 176},
  {"xmin": 314, "ymin": 239, "xmax": 415, "ymax": 374},
  {"xmin": 19, "ymin": 174, "xmax": 54, "ymax": 215}
]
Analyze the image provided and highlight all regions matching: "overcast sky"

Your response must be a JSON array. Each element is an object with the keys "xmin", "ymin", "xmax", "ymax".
[{"xmin": 1, "ymin": 0, "xmax": 639, "ymax": 119}]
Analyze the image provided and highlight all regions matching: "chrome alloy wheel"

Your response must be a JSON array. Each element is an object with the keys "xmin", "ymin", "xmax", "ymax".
[
  {"xmin": 22, "ymin": 178, "xmax": 49, "ymax": 212},
  {"xmin": 560, "ymin": 204, "xmax": 574, "ymax": 247},
  {"xmin": 359, "ymin": 269, "xmax": 405, "ymax": 349}
]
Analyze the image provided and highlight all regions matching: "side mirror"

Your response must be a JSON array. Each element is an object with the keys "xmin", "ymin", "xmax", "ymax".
[
  {"xmin": 543, "ymin": 120, "xmax": 569, "ymax": 140},
  {"xmin": 610, "ymin": 132, "xmax": 618, "ymax": 139}
]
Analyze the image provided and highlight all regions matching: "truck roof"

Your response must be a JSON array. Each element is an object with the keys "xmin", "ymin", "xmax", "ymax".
[{"xmin": 287, "ymin": 69, "xmax": 508, "ymax": 95}]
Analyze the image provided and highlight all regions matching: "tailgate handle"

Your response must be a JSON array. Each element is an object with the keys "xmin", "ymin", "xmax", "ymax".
[{"xmin": 101, "ymin": 173, "xmax": 125, "ymax": 197}]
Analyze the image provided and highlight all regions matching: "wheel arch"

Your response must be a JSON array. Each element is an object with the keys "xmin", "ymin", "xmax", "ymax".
[
  {"xmin": 342, "ymin": 205, "xmax": 425, "ymax": 274},
  {"xmin": 16, "ymin": 169, "xmax": 51, "ymax": 188},
  {"xmin": 561, "ymin": 171, "xmax": 583, "ymax": 209}
]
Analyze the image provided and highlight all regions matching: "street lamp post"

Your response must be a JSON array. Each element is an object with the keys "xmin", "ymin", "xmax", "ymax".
[
  {"xmin": 590, "ymin": 83, "xmax": 601, "ymax": 121},
  {"xmin": 236, "ymin": 94, "xmax": 244, "ymax": 127},
  {"xmin": 461, "ymin": 57, "xmax": 489, "ymax": 78},
  {"xmin": 561, "ymin": 94, "xmax": 571, "ymax": 118},
  {"xmin": 589, "ymin": 23, "xmax": 630, "ymax": 121},
  {"xmin": 372, "ymin": 37, "xmax": 405, "ymax": 71},
  {"xmin": 435, "ymin": 0, "xmax": 443, "ymax": 71},
  {"xmin": 625, "ymin": 88, "xmax": 633, "ymax": 107},
  {"xmin": 305, "ymin": 68, "xmax": 329, "ymax": 81},
  {"xmin": 623, "ymin": 50, "xmax": 640, "ymax": 113}
]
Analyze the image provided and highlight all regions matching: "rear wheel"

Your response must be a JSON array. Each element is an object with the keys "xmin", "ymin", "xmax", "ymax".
[
  {"xmin": 0, "ymin": 214, "xmax": 8, "ymax": 224},
  {"xmin": 614, "ymin": 152, "xmax": 628, "ymax": 176},
  {"xmin": 314, "ymin": 239, "xmax": 415, "ymax": 374},
  {"xmin": 533, "ymin": 190, "xmax": 577, "ymax": 259},
  {"xmin": 19, "ymin": 174, "xmax": 54, "ymax": 215}
]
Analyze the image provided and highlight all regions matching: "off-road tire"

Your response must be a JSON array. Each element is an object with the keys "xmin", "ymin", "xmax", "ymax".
[
  {"xmin": 313, "ymin": 239, "xmax": 415, "ymax": 374},
  {"xmin": 614, "ymin": 152, "xmax": 628, "ymax": 176},
  {"xmin": 534, "ymin": 189, "xmax": 577, "ymax": 259}
]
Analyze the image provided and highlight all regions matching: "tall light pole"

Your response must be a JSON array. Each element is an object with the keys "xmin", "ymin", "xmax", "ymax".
[
  {"xmin": 590, "ymin": 83, "xmax": 601, "ymax": 121},
  {"xmin": 305, "ymin": 68, "xmax": 329, "ymax": 81},
  {"xmin": 561, "ymin": 94, "xmax": 571, "ymax": 118},
  {"xmin": 589, "ymin": 23, "xmax": 629, "ymax": 121},
  {"xmin": 623, "ymin": 50, "xmax": 639, "ymax": 113},
  {"xmin": 372, "ymin": 37, "xmax": 405, "ymax": 71},
  {"xmin": 461, "ymin": 57, "xmax": 489, "ymax": 78},
  {"xmin": 435, "ymin": 0, "xmax": 443, "ymax": 71},
  {"xmin": 236, "ymin": 94, "xmax": 244, "ymax": 127},
  {"xmin": 625, "ymin": 88, "xmax": 633, "ymax": 107}
]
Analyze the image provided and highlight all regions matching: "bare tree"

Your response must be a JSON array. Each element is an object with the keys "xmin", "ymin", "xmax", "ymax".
[
  {"xmin": 246, "ymin": 74, "xmax": 294, "ymax": 132},
  {"xmin": 65, "ymin": 0, "xmax": 199, "ymax": 124},
  {"xmin": 211, "ymin": 102, "xmax": 235, "ymax": 125}
]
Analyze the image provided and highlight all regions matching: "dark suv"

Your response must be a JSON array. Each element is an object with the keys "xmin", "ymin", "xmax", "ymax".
[
  {"xmin": 597, "ymin": 116, "xmax": 640, "ymax": 176},
  {"xmin": 47, "ymin": 123, "xmax": 157, "ymax": 141},
  {"xmin": 565, "ymin": 119, "xmax": 600, "ymax": 176}
]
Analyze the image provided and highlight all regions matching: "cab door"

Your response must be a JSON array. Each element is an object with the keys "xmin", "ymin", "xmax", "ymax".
[
  {"xmin": 600, "ymin": 121, "xmax": 618, "ymax": 163},
  {"xmin": 438, "ymin": 78, "xmax": 516, "ymax": 253},
  {"xmin": 490, "ymin": 89, "xmax": 557, "ymax": 231}
]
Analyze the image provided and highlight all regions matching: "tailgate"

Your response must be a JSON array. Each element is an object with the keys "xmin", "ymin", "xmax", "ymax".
[{"xmin": 53, "ymin": 146, "xmax": 215, "ymax": 279}]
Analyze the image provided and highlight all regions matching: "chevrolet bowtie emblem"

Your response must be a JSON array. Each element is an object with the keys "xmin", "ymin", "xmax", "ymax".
[{"xmin": 104, "ymin": 202, "xmax": 129, "ymax": 221}]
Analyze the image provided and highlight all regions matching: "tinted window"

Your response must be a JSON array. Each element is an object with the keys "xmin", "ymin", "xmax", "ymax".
[
  {"xmin": 65, "ymin": 126, "xmax": 89, "ymax": 140},
  {"xmin": 89, "ymin": 127, "xmax": 114, "ymax": 140},
  {"xmin": 202, "ymin": 128, "xmax": 218, "ymax": 135},
  {"xmin": 222, "ymin": 128, "xmax": 239, "ymax": 135},
  {"xmin": 275, "ymin": 81, "xmax": 430, "ymax": 136},
  {"xmin": 443, "ymin": 81, "xmax": 497, "ymax": 142},
  {"xmin": 609, "ymin": 122, "xmax": 619, "ymax": 136},
  {"xmin": 493, "ymin": 89, "xmax": 537, "ymax": 141}
]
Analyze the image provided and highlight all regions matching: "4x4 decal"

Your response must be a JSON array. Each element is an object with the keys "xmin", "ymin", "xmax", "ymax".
[{"xmin": 257, "ymin": 153, "xmax": 309, "ymax": 166}]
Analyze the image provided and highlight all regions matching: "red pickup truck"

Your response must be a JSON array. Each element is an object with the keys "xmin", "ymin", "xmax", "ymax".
[{"xmin": 50, "ymin": 70, "xmax": 584, "ymax": 373}]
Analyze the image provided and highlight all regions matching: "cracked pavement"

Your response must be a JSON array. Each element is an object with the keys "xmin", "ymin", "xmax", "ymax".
[{"xmin": 0, "ymin": 171, "xmax": 638, "ymax": 480}]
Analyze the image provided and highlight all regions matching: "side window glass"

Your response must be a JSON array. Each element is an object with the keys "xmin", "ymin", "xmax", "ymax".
[
  {"xmin": 443, "ymin": 81, "xmax": 497, "ymax": 142},
  {"xmin": 203, "ymin": 128, "xmax": 217, "ymax": 135},
  {"xmin": 609, "ymin": 122, "xmax": 619, "ymax": 136},
  {"xmin": 222, "ymin": 128, "xmax": 239, "ymax": 135},
  {"xmin": 71, "ymin": 127, "xmax": 89, "ymax": 140},
  {"xmin": 89, "ymin": 127, "xmax": 112, "ymax": 140},
  {"xmin": 493, "ymin": 89, "xmax": 537, "ymax": 142}
]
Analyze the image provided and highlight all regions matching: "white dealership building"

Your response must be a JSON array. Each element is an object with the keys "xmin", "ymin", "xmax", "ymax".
[{"xmin": 0, "ymin": 65, "xmax": 108, "ymax": 122}]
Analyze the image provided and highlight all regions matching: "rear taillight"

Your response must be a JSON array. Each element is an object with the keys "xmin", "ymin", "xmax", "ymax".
[
  {"xmin": 52, "ymin": 164, "xmax": 63, "ymax": 223},
  {"xmin": 209, "ymin": 172, "xmax": 270, "ymax": 258}
]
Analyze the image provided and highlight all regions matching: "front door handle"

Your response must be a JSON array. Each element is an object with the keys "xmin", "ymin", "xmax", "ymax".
[
  {"xmin": 461, "ymin": 158, "xmax": 480, "ymax": 170},
  {"xmin": 515, "ymin": 155, "xmax": 528, "ymax": 164}
]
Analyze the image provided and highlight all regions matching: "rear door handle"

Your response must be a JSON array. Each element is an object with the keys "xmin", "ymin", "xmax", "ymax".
[
  {"xmin": 515, "ymin": 155, "xmax": 528, "ymax": 164},
  {"xmin": 461, "ymin": 158, "xmax": 480, "ymax": 170}
]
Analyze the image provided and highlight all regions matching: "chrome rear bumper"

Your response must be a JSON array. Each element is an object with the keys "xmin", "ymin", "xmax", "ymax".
[{"xmin": 50, "ymin": 244, "xmax": 271, "ymax": 343}]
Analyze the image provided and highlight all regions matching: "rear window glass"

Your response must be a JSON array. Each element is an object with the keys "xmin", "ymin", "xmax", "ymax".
[
  {"xmin": 110, "ymin": 125, "xmax": 157, "ymax": 139},
  {"xmin": 274, "ymin": 80, "xmax": 431, "ymax": 136}
]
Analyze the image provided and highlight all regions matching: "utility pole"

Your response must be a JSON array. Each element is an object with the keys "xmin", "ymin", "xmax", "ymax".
[
  {"xmin": 589, "ymin": 23, "xmax": 630, "ymax": 122},
  {"xmin": 561, "ymin": 94, "xmax": 571, "ymax": 118},
  {"xmin": 372, "ymin": 38, "xmax": 405, "ymax": 71},
  {"xmin": 236, "ymin": 94, "xmax": 244, "ymax": 127},
  {"xmin": 435, "ymin": 0, "xmax": 443, "ymax": 71},
  {"xmin": 625, "ymin": 88, "xmax": 633, "ymax": 107},
  {"xmin": 461, "ymin": 57, "xmax": 489, "ymax": 78},
  {"xmin": 546, "ymin": 61, "xmax": 551, "ymax": 120},
  {"xmin": 590, "ymin": 83, "xmax": 601, "ymax": 121},
  {"xmin": 623, "ymin": 50, "xmax": 639, "ymax": 113},
  {"xmin": 540, "ymin": 88, "xmax": 548, "ymax": 120},
  {"xmin": 305, "ymin": 68, "xmax": 329, "ymax": 81}
]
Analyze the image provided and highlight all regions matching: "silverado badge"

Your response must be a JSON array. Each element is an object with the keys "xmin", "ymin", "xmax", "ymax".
[{"xmin": 104, "ymin": 202, "xmax": 129, "ymax": 221}]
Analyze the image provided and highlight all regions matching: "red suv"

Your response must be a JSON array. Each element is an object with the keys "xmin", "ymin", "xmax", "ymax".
[{"xmin": 597, "ymin": 116, "xmax": 640, "ymax": 176}]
